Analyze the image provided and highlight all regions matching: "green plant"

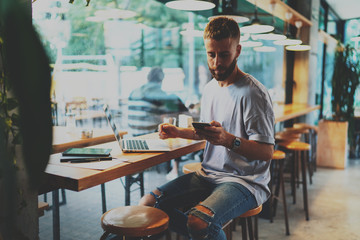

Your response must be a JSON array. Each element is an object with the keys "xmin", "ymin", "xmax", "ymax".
[
  {"xmin": 331, "ymin": 42, "xmax": 360, "ymax": 157},
  {"xmin": 331, "ymin": 42, "xmax": 360, "ymax": 121}
]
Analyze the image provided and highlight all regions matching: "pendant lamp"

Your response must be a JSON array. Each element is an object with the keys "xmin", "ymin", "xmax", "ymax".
[
  {"xmin": 208, "ymin": 0, "xmax": 249, "ymax": 23},
  {"xmin": 240, "ymin": 1, "xmax": 274, "ymax": 34},
  {"xmin": 273, "ymin": 12, "xmax": 302, "ymax": 46},
  {"xmin": 166, "ymin": 0, "xmax": 215, "ymax": 11},
  {"xmin": 252, "ymin": 2, "xmax": 286, "ymax": 41}
]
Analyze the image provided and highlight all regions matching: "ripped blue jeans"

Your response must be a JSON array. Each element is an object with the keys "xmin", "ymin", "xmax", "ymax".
[{"xmin": 152, "ymin": 172, "xmax": 257, "ymax": 240}]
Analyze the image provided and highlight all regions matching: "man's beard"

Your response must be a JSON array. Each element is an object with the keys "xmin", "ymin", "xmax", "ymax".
[{"xmin": 208, "ymin": 57, "xmax": 237, "ymax": 81}]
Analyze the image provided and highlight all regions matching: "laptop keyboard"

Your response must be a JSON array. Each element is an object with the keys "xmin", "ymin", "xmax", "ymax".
[{"xmin": 125, "ymin": 139, "xmax": 149, "ymax": 150}]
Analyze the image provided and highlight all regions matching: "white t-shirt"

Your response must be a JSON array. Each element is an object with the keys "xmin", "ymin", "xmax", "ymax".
[{"xmin": 200, "ymin": 74, "xmax": 275, "ymax": 205}]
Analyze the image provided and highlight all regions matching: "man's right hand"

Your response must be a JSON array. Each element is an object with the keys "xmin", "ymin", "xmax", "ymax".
[{"xmin": 159, "ymin": 123, "xmax": 179, "ymax": 139}]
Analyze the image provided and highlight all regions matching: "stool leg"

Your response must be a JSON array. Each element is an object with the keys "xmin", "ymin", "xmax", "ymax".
[
  {"xmin": 307, "ymin": 149, "xmax": 313, "ymax": 185},
  {"xmin": 279, "ymin": 159, "xmax": 290, "ymax": 235},
  {"xmin": 247, "ymin": 217, "xmax": 254, "ymax": 240},
  {"xmin": 272, "ymin": 161, "xmax": 281, "ymax": 219},
  {"xmin": 254, "ymin": 215, "xmax": 258, "ymax": 240},
  {"xmin": 101, "ymin": 183, "xmax": 107, "ymax": 213},
  {"xmin": 100, "ymin": 231, "xmax": 110, "ymax": 240},
  {"xmin": 291, "ymin": 152, "xmax": 296, "ymax": 204},
  {"xmin": 125, "ymin": 176, "xmax": 131, "ymax": 206},
  {"xmin": 139, "ymin": 172, "xmax": 145, "ymax": 197},
  {"xmin": 269, "ymin": 161, "xmax": 274, "ymax": 223},
  {"xmin": 300, "ymin": 151, "xmax": 310, "ymax": 221},
  {"xmin": 240, "ymin": 218, "xmax": 248, "ymax": 240}
]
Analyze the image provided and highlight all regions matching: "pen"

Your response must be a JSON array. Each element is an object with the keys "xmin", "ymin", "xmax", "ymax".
[{"xmin": 65, "ymin": 157, "xmax": 113, "ymax": 163}]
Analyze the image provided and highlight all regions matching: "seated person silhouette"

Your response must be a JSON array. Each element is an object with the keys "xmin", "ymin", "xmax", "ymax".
[{"xmin": 128, "ymin": 67, "xmax": 188, "ymax": 179}]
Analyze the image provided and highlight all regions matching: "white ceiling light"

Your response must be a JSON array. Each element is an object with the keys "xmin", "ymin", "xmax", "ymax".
[
  {"xmin": 254, "ymin": 46, "xmax": 276, "ymax": 52},
  {"xmin": 273, "ymin": 38, "xmax": 302, "ymax": 46},
  {"xmin": 166, "ymin": 0, "xmax": 215, "ymax": 11},
  {"xmin": 241, "ymin": 41, "xmax": 263, "ymax": 47},
  {"xmin": 252, "ymin": 33, "xmax": 287, "ymax": 41},
  {"xmin": 285, "ymin": 44, "xmax": 311, "ymax": 51}
]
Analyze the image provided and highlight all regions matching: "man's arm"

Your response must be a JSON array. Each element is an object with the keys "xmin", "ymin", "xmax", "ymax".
[
  {"xmin": 159, "ymin": 123, "xmax": 203, "ymax": 140},
  {"xmin": 196, "ymin": 121, "xmax": 274, "ymax": 161}
]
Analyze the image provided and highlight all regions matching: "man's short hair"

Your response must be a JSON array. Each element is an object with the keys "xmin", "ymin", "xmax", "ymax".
[
  {"xmin": 147, "ymin": 67, "xmax": 164, "ymax": 83},
  {"xmin": 203, "ymin": 17, "xmax": 240, "ymax": 42}
]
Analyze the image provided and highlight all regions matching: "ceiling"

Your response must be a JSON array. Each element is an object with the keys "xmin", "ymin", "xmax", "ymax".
[{"xmin": 325, "ymin": 0, "xmax": 360, "ymax": 20}]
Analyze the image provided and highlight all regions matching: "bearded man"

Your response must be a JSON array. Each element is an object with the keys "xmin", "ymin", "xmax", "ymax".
[{"xmin": 139, "ymin": 17, "xmax": 275, "ymax": 240}]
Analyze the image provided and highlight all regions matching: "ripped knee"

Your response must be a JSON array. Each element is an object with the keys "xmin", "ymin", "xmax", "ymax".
[{"xmin": 187, "ymin": 205, "xmax": 214, "ymax": 239}]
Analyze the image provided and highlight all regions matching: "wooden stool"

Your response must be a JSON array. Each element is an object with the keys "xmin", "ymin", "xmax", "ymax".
[
  {"xmin": 294, "ymin": 123, "xmax": 318, "ymax": 176},
  {"xmin": 38, "ymin": 201, "xmax": 49, "ymax": 217},
  {"xmin": 278, "ymin": 141, "xmax": 310, "ymax": 221},
  {"xmin": 236, "ymin": 205, "xmax": 263, "ymax": 240},
  {"xmin": 100, "ymin": 206, "xmax": 169, "ymax": 240},
  {"xmin": 269, "ymin": 150, "xmax": 290, "ymax": 235},
  {"xmin": 275, "ymin": 131, "xmax": 301, "ymax": 143},
  {"xmin": 182, "ymin": 162, "xmax": 202, "ymax": 174}
]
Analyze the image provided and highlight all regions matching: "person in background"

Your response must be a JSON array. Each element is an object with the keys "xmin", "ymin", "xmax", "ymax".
[
  {"xmin": 128, "ymin": 66, "xmax": 188, "ymax": 179},
  {"xmin": 139, "ymin": 17, "xmax": 275, "ymax": 239}
]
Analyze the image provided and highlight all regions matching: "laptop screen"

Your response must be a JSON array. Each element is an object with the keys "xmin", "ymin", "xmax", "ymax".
[{"xmin": 103, "ymin": 104, "xmax": 123, "ymax": 150}]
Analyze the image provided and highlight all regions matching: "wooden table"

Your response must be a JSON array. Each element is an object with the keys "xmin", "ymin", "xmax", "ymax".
[
  {"xmin": 42, "ymin": 134, "xmax": 206, "ymax": 240},
  {"xmin": 274, "ymin": 103, "xmax": 320, "ymax": 123},
  {"xmin": 52, "ymin": 126, "xmax": 127, "ymax": 154}
]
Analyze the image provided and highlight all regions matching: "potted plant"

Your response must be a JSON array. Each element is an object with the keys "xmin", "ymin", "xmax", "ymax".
[{"xmin": 317, "ymin": 42, "xmax": 360, "ymax": 169}]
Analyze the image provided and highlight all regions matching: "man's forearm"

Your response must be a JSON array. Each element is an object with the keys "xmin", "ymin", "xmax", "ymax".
[{"xmin": 177, "ymin": 127, "xmax": 204, "ymax": 140}]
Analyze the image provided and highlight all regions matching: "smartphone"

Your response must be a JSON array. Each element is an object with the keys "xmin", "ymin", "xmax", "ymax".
[{"xmin": 192, "ymin": 122, "xmax": 211, "ymax": 129}]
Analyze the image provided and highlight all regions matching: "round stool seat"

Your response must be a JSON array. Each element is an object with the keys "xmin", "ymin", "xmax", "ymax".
[
  {"xmin": 284, "ymin": 127, "xmax": 309, "ymax": 134},
  {"xmin": 239, "ymin": 205, "xmax": 262, "ymax": 218},
  {"xmin": 101, "ymin": 206, "xmax": 169, "ymax": 237},
  {"xmin": 275, "ymin": 132, "xmax": 301, "ymax": 142},
  {"xmin": 272, "ymin": 150, "xmax": 286, "ymax": 160},
  {"xmin": 293, "ymin": 123, "xmax": 318, "ymax": 133},
  {"xmin": 182, "ymin": 162, "xmax": 202, "ymax": 174},
  {"xmin": 278, "ymin": 141, "xmax": 310, "ymax": 151}
]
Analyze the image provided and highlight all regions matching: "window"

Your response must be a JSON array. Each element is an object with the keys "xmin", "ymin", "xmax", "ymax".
[{"xmin": 33, "ymin": 0, "xmax": 285, "ymax": 131}]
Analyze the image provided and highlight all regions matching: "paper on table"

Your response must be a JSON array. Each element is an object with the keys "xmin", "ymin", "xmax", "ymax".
[{"xmin": 49, "ymin": 156, "xmax": 130, "ymax": 170}]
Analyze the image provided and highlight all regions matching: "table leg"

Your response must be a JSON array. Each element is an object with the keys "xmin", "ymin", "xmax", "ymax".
[{"xmin": 52, "ymin": 189, "xmax": 60, "ymax": 240}]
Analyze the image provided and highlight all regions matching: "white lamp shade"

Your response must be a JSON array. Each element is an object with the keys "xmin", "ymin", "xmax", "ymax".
[
  {"xmin": 274, "ymin": 39, "xmax": 302, "ymax": 46},
  {"xmin": 285, "ymin": 44, "xmax": 311, "ymax": 51},
  {"xmin": 252, "ymin": 33, "xmax": 287, "ymax": 41},
  {"xmin": 241, "ymin": 41, "xmax": 263, "ymax": 47},
  {"xmin": 166, "ymin": 0, "xmax": 215, "ymax": 11},
  {"xmin": 240, "ymin": 24, "xmax": 274, "ymax": 34},
  {"xmin": 253, "ymin": 46, "xmax": 276, "ymax": 52}
]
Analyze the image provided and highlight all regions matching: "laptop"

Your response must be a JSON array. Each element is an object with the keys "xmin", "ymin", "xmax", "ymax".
[{"xmin": 103, "ymin": 104, "xmax": 171, "ymax": 152}]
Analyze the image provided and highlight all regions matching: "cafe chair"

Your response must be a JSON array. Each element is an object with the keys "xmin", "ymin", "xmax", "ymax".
[
  {"xmin": 269, "ymin": 150, "xmax": 290, "ymax": 235},
  {"xmin": 100, "ymin": 205, "xmax": 170, "ymax": 240},
  {"xmin": 182, "ymin": 162, "xmax": 263, "ymax": 240},
  {"xmin": 278, "ymin": 141, "xmax": 311, "ymax": 221}
]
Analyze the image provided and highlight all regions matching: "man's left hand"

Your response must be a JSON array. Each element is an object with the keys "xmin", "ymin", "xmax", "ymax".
[{"xmin": 195, "ymin": 121, "xmax": 233, "ymax": 148}]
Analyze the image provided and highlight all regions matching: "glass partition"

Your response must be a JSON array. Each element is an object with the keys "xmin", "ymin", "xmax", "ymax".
[{"xmin": 32, "ymin": 0, "xmax": 285, "ymax": 133}]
